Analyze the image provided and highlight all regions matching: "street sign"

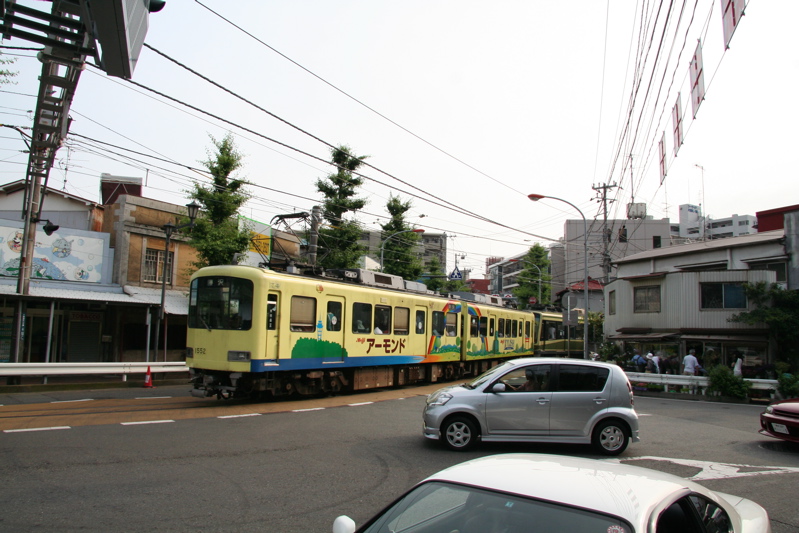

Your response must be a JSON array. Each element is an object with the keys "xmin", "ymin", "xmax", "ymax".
[
  {"xmin": 449, "ymin": 267, "xmax": 462, "ymax": 280},
  {"xmin": 529, "ymin": 297, "xmax": 537, "ymax": 304}
]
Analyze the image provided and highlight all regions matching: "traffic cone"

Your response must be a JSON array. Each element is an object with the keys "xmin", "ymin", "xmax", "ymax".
[{"xmin": 144, "ymin": 366, "xmax": 154, "ymax": 388}]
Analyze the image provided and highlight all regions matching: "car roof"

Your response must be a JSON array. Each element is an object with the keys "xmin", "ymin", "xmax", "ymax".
[
  {"xmin": 423, "ymin": 454, "xmax": 714, "ymax": 525},
  {"xmin": 504, "ymin": 357, "xmax": 620, "ymax": 370}
]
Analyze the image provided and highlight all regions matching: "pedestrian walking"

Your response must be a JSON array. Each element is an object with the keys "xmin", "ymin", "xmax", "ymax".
[
  {"xmin": 632, "ymin": 349, "xmax": 646, "ymax": 373},
  {"xmin": 732, "ymin": 352, "xmax": 743, "ymax": 377}
]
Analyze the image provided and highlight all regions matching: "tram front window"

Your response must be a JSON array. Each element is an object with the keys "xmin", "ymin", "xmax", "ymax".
[{"xmin": 189, "ymin": 276, "xmax": 254, "ymax": 330}]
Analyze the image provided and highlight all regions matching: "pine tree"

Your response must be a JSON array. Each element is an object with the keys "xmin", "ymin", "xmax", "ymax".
[
  {"xmin": 315, "ymin": 145, "xmax": 368, "ymax": 269},
  {"xmin": 186, "ymin": 134, "xmax": 252, "ymax": 268},
  {"xmin": 380, "ymin": 194, "xmax": 423, "ymax": 279}
]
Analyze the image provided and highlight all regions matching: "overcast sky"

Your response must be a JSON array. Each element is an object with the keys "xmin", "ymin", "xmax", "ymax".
[{"xmin": 1, "ymin": 0, "xmax": 795, "ymax": 276}]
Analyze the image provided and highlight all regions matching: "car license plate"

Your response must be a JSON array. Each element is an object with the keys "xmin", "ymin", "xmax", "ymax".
[{"xmin": 772, "ymin": 423, "xmax": 789, "ymax": 434}]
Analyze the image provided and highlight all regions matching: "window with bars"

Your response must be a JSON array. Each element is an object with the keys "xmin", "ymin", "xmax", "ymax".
[{"xmin": 144, "ymin": 249, "xmax": 174, "ymax": 284}]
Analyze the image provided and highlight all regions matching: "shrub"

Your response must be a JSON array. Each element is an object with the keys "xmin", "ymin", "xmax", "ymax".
[
  {"xmin": 777, "ymin": 373, "xmax": 799, "ymax": 399},
  {"xmin": 707, "ymin": 365, "xmax": 750, "ymax": 399}
]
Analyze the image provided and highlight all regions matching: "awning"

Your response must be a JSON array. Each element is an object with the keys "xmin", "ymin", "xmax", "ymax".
[
  {"xmin": 679, "ymin": 334, "xmax": 768, "ymax": 343},
  {"xmin": 123, "ymin": 286, "xmax": 189, "ymax": 316},
  {"xmin": 0, "ymin": 282, "xmax": 189, "ymax": 315},
  {"xmin": 608, "ymin": 332, "xmax": 679, "ymax": 340}
]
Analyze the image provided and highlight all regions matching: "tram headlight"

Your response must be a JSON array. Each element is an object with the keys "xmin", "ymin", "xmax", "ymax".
[{"xmin": 227, "ymin": 351, "xmax": 251, "ymax": 362}]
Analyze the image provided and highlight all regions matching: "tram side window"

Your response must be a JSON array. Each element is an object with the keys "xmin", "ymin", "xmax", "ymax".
[
  {"xmin": 395, "ymin": 307, "xmax": 410, "ymax": 335},
  {"xmin": 544, "ymin": 320, "xmax": 560, "ymax": 340},
  {"xmin": 512, "ymin": 320, "xmax": 518, "ymax": 338},
  {"xmin": 445, "ymin": 312, "xmax": 458, "ymax": 336},
  {"xmin": 489, "ymin": 318, "xmax": 495, "ymax": 337},
  {"xmin": 327, "ymin": 301, "xmax": 342, "ymax": 331},
  {"xmin": 290, "ymin": 296, "xmax": 316, "ymax": 332},
  {"xmin": 470, "ymin": 316, "xmax": 479, "ymax": 336},
  {"xmin": 479, "ymin": 317, "xmax": 488, "ymax": 337},
  {"xmin": 432, "ymin": 311, "xmax": 445, "ymax": 336},
  {"xmin": 525, "ymin": 321, "xmax": 531, "ymax": 338},
  {"xmin": 497, "ymin": 318, "xmax": 505, "ymax": 338},
  {"xmin": 375, "ymin": 305, "xmax": 391, "ymax": 335},
  {"xmin": 505, "ymin": 319, "xmax": 512, "ymax": 338},
  {"xmin": 267, "ymin": 294, "xmax": 278, "ymax": 330},
  {"xmin": 353, "ymin": 303, "xmax": 372, "ymax": 333},
  {"xmin": 415, "ymin": 310, "xmax": 426, "ymax": 334}
]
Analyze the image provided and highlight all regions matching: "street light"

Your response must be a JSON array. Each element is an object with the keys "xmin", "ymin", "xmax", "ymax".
[
  {"xmin": 380, "ymin": 228, "xmax": 425, "ymax": 272},
  {"xmin": 509, "ymin": 258, "xmax": 543, "ymax": 304},
  {"xmin": 154, "ymin": 201, "xmax": 200, "ymax": 362},
  {"xmin": 528, "ymin": 193, "xmax": 589, "ymax": 360}
]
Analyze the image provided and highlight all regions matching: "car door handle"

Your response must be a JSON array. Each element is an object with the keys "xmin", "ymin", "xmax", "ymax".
[
  {"xmin": 536, "ymin": 397, "xmax": 550, "ymax": 405},
  {"xmin": 593, "ymin": 397, "xmax": 607, "ymax": 404}
]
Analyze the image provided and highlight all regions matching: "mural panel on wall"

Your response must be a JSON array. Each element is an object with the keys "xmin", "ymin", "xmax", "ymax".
[{"xmin": 0, "ymin": 225, "xmax": 105, "ymax": 282}]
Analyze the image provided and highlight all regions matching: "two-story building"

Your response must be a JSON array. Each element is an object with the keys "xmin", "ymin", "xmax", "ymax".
[{"xmin": 603, "ymin": 229, "xmax": 789, "ymax": 370}]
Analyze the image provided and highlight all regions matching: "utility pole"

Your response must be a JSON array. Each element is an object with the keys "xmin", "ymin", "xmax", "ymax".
[{"xmin": 593, "ymin": 182, "xmax": 617, "ymax": 284}]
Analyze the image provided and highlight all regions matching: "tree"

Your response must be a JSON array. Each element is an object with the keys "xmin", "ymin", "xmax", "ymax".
[
  {"xmin": 422, "ymin": 256, "xmax": 446, "ymax": 293},
  {"xmin": 316, "ymin": 145, "xmax": 368, "ymax": 270},
  {"xmin": 0, "ymin": 52, "xmax": 17, "ymax": 85},
  {"xmin": 729, "ymin": 282, "xmax": 799, "ymax": 366},
  {"xmin": 186, "ymin": 134, "xmax": 252, "ymax": 268},
  {"xmin": 512, "ymin": 243, "xmax": 551, "ymax": 308},
  {"xmin": 380, "ymin": 194, "xmax": 424, "ymax": 279}
]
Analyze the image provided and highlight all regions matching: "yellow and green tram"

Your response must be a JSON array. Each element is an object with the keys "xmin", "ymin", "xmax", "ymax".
[{"xmin": 186, "ymin": 265, "xmax": 583, "ymax": 399}]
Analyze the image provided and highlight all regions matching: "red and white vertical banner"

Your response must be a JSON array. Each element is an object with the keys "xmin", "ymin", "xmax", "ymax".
[
  {"xmin": 659, "ymin": 132, "xmax": 667, "ymax": 184},
  {"xmin": 689, "ymin": 40, "xmax": 706, "ymax": 119},
  {"xmin": 672, "ymin": 93, "xmax": 684, "ymax": 156},
  {"xmin": 720, "ymin": 0, "xmax": 746, "ymax": 49}
]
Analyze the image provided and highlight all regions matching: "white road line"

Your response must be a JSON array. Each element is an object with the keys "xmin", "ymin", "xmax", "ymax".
[
  {"xmin": 120, "ymin": 420, "xmax": 174, "ymax": 426},
  {"xmin": 348, "ymin": 402, "xmax": 374, "ymax": 407},
  {"xmin": 613, "ymin": 455, "xmax": 799, "ymax": 480},
  {"xmin": 51, "ymin": 399, "xmax": 93, "ymax": 403},
  {"xmin": 218, "ymin": 413, "xmax": 262, "ymax": 419},
  {"xmin": 4, "ymin": 426, "xmax": 71, "ymax": 433},
  {"xmin": 134, "ymin": 397, "xmax": 172, "ymax": 400},
  {"xmin": 292, "ymin": 408, "xmax": 325, "ymax": 412}
]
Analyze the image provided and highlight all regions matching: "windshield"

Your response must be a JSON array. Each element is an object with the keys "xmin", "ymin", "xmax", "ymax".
[
  {"xmin": 463, "ymin": 361, "xmax": 512, "ymax": 389},
  {"xmin": 188, "ymin": 276, "xmax": 254, "ymax": 330},
  {"xmin": 361, "ymin": 482, "xmax": 631, "ymax": 533}
]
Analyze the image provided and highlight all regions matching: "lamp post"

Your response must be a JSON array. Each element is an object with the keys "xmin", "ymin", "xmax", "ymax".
[
  {"xmin": 509, "ymin": 258, "xmax": 542, "ymax": 304},
  {"xmin": 154, "ymin": 201, "xmax": 200, "ymax": 362},
  {"xmin": 380, "ymin": 228, "xmax": 424, "ymax": 272},
  {"xmin": 528, "ymin": 193, "xmax": 589, "ymax": 360}
]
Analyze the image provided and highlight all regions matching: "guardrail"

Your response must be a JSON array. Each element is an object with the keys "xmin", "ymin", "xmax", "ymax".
[
  {"xmin": 626, "ymin": 371, "xmax": 778, "ymax": 396},
  {"xmin": 0, "ymin": 362, "xmax": 189, "ymax": 383}
]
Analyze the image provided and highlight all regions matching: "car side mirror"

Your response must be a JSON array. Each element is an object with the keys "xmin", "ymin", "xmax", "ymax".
[
  {"xmin": 333, "ymin": 515, "xmax": 356, "ymax": 533},
  {"xmin": 491, "ymin": 383, "xmax": 507, "ymax": 393}
]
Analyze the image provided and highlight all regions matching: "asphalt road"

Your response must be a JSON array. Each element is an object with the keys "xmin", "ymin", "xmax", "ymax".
[{"xmin": 0, "ymin": 385, "xmax": 797, "ymax": 532}]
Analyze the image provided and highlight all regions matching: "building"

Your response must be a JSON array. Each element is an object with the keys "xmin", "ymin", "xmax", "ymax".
[
  {"xmin": 603, "ymin": 229, "xmax": 789, "ymax": 368},
  {"xmin": 357, "ymin": 230, "xmax": 446, "ymax": 274},
  {"xmin": 672, "ymin": 204, "xmax": 757, "ymax": 240},
  {"xmin": 557, "ymin": 217, "xmax": 673, "ymax": 295},
  {"xmin": 0, "ymin": 177, "xmax": 274, "ymax": 366}
]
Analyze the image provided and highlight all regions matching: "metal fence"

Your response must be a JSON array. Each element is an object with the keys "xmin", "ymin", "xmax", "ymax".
[
  {"xmin": 626, "ymin": 371, "xmax": 778, "ymax": 396},
  {"xmin": 0, "ymin": 362, "xmax": 188, "ymax": 383}
]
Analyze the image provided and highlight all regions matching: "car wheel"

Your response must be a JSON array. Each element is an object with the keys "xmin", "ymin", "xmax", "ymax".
[
  {"xmin": 442, "ymin": 416, "xmax": 478, "ymax": 451},
  {"xmin": 592, "ymin": 419, "xmax": 629, "ymax": 456}
]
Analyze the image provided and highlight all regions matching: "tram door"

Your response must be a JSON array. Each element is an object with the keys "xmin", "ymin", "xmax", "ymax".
[
  {"xmin": 266, "ymin": 293, "xmax": 280, "ymax": 360},
  {"xmin": 323, "ymin": 296, "xmax": 345, "ymax": 362}
]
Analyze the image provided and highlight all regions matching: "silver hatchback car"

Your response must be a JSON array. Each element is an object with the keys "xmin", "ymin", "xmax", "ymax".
[{"xmin": 423, "ymin": 358, "xmax": 640, "ymax": 455}]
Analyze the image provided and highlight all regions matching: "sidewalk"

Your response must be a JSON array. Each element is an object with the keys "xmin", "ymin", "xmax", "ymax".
[{"xmin": 0, "ymin": 372, "xmax": 190, "ymax": 394}]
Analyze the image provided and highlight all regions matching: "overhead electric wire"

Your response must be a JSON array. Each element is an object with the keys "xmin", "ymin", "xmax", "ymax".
[
  {"xmin": 116, "ymin": 59, "xmax": 554, "ymax": 245},
  {"xmin": 139, "ymin": 44, "xmax": 543, "ymax": 243},
  {"xmin": 193, "ymin": 0, "xmax": 526, "ymax": 197}
]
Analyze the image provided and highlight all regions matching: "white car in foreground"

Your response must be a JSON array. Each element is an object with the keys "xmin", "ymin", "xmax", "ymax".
[{"xmin": 333, "ymin": 454, "xmax": 771, "ymax": 533}]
